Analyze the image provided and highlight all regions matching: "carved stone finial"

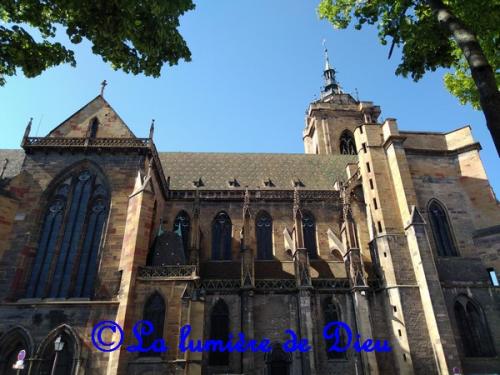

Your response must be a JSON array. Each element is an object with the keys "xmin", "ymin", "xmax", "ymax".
[
  {"xmin": 23, "ymin": 117, "xmax": 33, "ymax": 138},
  {"xmin": 147, "ymin": 158, "xmax": 153, "ymax": 177},
  {"xmin": 149, "ymin": 119, "xmax": 155, "ymax": 139},
  {"xmin": 244, "ymin": 187, "xmax": 250, "ymax": 208},
  {"xmin": 293, "ymin": 187, "xmax": 301, "ymax": 218},
  {"xmin": 193, "ymin": 187, "xmax": 200, "ymax": 217},
  {"xmin": 323, "ymin": 38, "xmax": 331, "ymax": 71},
  {"xmin": 100, "ymin": 80, "xmax": 108, "ymax": 96},
  {"xmin": 0, "ymin": 159, "xmax": 9, "ymax": 179},
  {"xmin": 242, "ymin": 187, "xmax": 251, "ymax": 219}
]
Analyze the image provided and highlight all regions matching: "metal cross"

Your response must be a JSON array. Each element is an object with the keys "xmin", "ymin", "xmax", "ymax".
[{"xmin": 100, "ymin": 80, "xmax": 107, "ymax": 96}]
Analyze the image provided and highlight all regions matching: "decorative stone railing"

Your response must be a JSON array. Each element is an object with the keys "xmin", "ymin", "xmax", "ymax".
[
  {"xmin": 137, "ymin": 265, "xmax": 198, "ymax": 279},
  {"xmin": 137, "ymin": 269, "xmax": 354, "ymax": 292},
  {"xmin": 254, "ymin": 279, "xmax": 297, "ymax": 290},
  {"xmin": 167, "ymin": 189, "xmax": 343, "ymax": 202},
  {"xmin": 196, "ymin": 278, "xmax": 350, "ymax": 291},
  {"xmin": 199, "ymin": 279, "xmax": 241, "ymax": 291},
  {"xmin": 22, "ymin": 137, "xmax": 151, "ymax": 149},
  {"xmin": 311, "ymin": 278, "xmax": 350, "ymax": 290}
]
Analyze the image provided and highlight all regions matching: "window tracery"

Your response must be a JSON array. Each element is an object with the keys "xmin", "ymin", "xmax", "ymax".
[
  {"xmin": 428, "ymin": 200, "xmax": 458, "ymax": 257},
  {"xmin": 256, "ymin": 211, "xmax": 273, "ymax": 260},
  {"xmin": 212, "ymin": 212, "xmax": 232, "ymax": 260},
  {"xmin": 26, "ymin": 168, "xmax": 109, "ymax": 299},
  {"xmin": 339, "ymin": 131, "xmax": 356, "ymax": 155}
]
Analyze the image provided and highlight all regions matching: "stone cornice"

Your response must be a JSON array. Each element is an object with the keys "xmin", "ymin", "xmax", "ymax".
[
  {"xmin": 382, "ymin": 135, "xmax": 407, "ymax": 150},
  {"xmin": 404, "ymin": 142, "xmax": 481, "ymax": 156},
  {"xmin": 381, "ymin": 135, "xmax": 481, "ymax": 157}
]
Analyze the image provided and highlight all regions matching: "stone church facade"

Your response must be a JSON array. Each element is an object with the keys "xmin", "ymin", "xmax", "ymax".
[{"xmin": 0, "ymin": 56, "xmax": 499, "ymax": 375}]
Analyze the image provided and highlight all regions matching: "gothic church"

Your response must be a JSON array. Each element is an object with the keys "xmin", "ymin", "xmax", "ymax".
[{"xmin": 0, "ymin": 52, "xmax": 499, "ymax": 375}]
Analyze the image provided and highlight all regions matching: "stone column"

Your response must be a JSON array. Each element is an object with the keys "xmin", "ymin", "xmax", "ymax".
[
  {"xmin": 240, "ymin": 189, "xmax": 255, "ymax": 374},
  {"xmin": 106, "ymin": 171, "xmax": 156, "ymax": 375},
  {"xmin": 342, "ymin": 186, "xmax": 380, "ymax": 375},
  {"xmin": 405, "ymin": 207, "xmax": 461, "ymax": 373},
  {"xmin": 186, "ymin": 298, "xmax": 205, "ymax": 375},
  {"xmin": 292, "ymin": 188, "xmax": 316, "ymax": 375},
  {"xmin": 189, "ymin": 189, "xmax": 201, "ymax": 267}
]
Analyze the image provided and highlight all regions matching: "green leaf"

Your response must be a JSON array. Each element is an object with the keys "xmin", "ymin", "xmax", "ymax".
[{"xmin": 0, "ymin": 0, "xmax": 196, "ymax": 85}]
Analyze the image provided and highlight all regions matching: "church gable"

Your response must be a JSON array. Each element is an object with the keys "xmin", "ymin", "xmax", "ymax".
[{"xmin": 47, "ymin": 95, "xmax": 136, "ymax": 139}]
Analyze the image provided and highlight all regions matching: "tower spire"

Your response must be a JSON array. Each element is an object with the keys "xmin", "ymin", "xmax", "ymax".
[
  {"xmin": 321, "ymin": 40, "xmax": 341, "ymax": 98},
  {"xmin": 324, "ymin": 44, "xmax": 332, "ymax": 71}
]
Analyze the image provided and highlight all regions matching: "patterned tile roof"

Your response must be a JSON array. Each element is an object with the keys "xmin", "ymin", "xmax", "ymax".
[
  {"xmin": 159, "ymin": 152, "xmax": 357, "ymax": 190},
  {"xmin": 0, "ymin": 149, "xmax": 25, "ymax": 179},
  {"xmin": 0, "ymin": 149, "xmax": 358, "ymax": 191}
]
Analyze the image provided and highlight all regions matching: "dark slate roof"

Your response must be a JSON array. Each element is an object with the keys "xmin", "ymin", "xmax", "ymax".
[
  {"xmin": 159, "ymin": 152, "xmax": 357, "ymax": 190},
  {"xmin": 0, "ymin": 149, "xmax": 25, "ymax": 179}
]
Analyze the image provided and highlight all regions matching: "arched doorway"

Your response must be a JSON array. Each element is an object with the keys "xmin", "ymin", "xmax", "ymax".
[{"xmin": 266, "ymin": 343, "xmax": 291, "ymax": 375}]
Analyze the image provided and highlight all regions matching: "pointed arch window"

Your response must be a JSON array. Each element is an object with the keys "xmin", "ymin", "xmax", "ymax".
[
  {"xmin": 339, "ymin": 131, "xmax": 356, "ymax": 155},
  {"xmin": 454, "ymin": 296, "xmax": 495, "ymax": 357},
  {"xmin": 302, "ymin": 211, "xmax": 318, "ymax": 259},
  {"xmin": 141, "ymin": 292, "xmax": 166, "ymax": 357},
  {"xmin": 173, "ymin": 211, "xmax": 191, "ymax": 261},
  {"xmin": 212, "ymin": 212, "xmax": 232, "ymax": 260},
  {"xmin": 89, "ymin": 118, "xmax": 99, "ymax": 139},
  {"xmin": 323, "ymin": 298, "xmax": 346, "ymax": 359},
  {"xmin": 209, "ymin": 300, "xmax": 230, "ymax": 366},
  {"xmin": 256, "ymin": 211, "xmax": 273, "ymax": 260},
  {"xmin": 26, "ymin": 168, "xmax": 109, "ymax": 299},
  {"xmin": 428, "ymin": 200, "xmax": 458, "ymax": 257}
]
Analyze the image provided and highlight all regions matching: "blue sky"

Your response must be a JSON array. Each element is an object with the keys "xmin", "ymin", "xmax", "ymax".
[{"xmin": 1, "ymin": 0, "xmax": 498, "ymax": 195}]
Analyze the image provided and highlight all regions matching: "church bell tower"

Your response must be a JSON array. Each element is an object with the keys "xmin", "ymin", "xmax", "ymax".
[{"xmin": 303, "ymin": 47, "xmax": 381, "ymax": 155}]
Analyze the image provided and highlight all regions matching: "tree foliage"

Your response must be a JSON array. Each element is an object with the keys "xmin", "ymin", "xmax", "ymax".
[
  {"xmin": 0, "ymin": 0, "xmax": 195, "ymax": 85},
  {"xmin": 317, "ymin": 0, "xmax": 499, "ymax": 110}
]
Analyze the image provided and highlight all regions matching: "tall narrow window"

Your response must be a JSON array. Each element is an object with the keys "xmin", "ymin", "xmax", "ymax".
[
  {"xmin": 209, "ymin": 300, "xmax": 229, "ymax": 366},
  {"xmin": 428, "ymin": 200, "xmax": 458, "ymax": 256},
  {"xmin": 339, "ymin": 130, "xmax": 357, "ymax": 155},
  {"xmin": 26, "ymin": 168, "xmax": 109, "ymax": 299},
  {"xmin": 173, "ymin": 211, "xmax": 191, "ymax": 261},
  {"xmin": 141, "ymin": 292, "xmax": 166, "ymax": 357},
  {"xmin": 454, "ymin": 296, "xmax": 495, "ymax": 357},
  {"xmin": 89, "ymin": 118, "xmax": 99, "ymax": 138},
  {"xmin": 26, "ymin": 183, "xmax": 70, "ymax": 298},
  {"xmin": 256, "ymin": 211, "xmax": 273, "ymax": 260},
  {"xmin": 323, "ymin": 298, "xmax": 346, "ymax": 359},
  {"xmin": 302, "ymin": 211, "xmax": 318, "ymax": 259},
  {"xmin": 212, "ymin": 212, "xmax": 232, "ymax": 260}
]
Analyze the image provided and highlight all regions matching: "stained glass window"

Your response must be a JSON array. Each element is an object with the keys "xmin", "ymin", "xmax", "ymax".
[
  {"xmin": 256, "ymin": 211, "xmax": 273, "ymax": 260},
  {"xmin": 212, "ymin": 212, "xmax": 232, "ymax": 260}
]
